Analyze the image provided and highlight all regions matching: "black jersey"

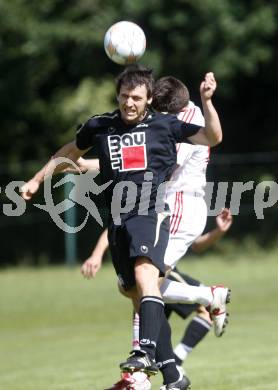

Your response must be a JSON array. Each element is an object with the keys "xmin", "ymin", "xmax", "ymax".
[{"xmin": 75, "ymin": 109, "xmax": 201, "ymax": 219}]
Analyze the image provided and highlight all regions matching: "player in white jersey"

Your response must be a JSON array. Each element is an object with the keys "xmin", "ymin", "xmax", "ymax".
[{"xmin": 164, "ymin": 102, "xmax": 209, "ymax": 270}]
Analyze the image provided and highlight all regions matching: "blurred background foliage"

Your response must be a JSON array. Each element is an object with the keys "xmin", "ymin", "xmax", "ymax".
[
  {"xmin": 0, "ymin": 0, "xmax": 278, "ymax": 264},
  {"xmin": 0, "ymin": 0, "xmax": 277, "ymax": 161}
]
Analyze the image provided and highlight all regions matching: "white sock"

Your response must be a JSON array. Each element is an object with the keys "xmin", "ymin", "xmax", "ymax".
[
  {"xmin": 132, "ymin": 312, "xmax": 140, "ymax": 350},
  {"xmin": 160, "ymin": 279, "xmax": 212, "ymax": 306},
  {"xmin": 174, "ymin": 343, "xmax": 192, "ymax": 362}
]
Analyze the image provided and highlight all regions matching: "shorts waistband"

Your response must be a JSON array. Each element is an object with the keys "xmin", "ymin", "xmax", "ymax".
[{"xmin": 167, "ymin": 189, "xmax": 204, "ymax": 198}]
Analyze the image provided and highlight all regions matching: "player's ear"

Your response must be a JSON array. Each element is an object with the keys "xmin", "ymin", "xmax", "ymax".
[{"xmin": 147, "ymin": 97, "xmax": 153, "ymax": 105}]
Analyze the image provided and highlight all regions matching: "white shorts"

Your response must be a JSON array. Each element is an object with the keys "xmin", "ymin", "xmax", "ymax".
[{"xmin": 164, "ymin": 191, "xmax": 207, "ymax": 269}]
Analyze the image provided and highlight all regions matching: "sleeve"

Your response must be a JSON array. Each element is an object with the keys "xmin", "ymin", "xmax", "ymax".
[
  {"xmin": 188, "ymin": 106, "xmax": 205, "ymax": 127},
  {"xmin": 75, "ymin": 116, "xmax": 101, "ymax": 150},
  {"xmin": 170, "ymin": 116, "xmax": 202, "ymax": 143},
  {"xmin": 177, "ymin": 102, "xmax": 205, "ymax": 127}
]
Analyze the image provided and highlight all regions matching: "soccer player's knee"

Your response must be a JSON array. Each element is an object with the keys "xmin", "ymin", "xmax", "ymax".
[
  {"xmin": 135, "ymin": 257, "xmax": 159, "ymax": 281},
  {"xmin": 134, "ymin": 257, "xmax": 161, "ymax": 297}
]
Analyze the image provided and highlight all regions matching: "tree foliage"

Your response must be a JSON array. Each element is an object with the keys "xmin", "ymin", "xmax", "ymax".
[{"xmin": 0, "ymin": 0, "xmax": 277, "ymax": 162}]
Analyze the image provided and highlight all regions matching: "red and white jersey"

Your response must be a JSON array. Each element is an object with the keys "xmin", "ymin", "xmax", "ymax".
[{"xmin": 167, "ymin": 101, "xmax": 210, "ymax": 197}]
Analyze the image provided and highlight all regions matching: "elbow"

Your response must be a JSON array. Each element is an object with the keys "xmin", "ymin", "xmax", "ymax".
[
  {"xmin": 210, "ymin": 133, "xmax": 222, "ymax": 147},
  {"xmin": 191, "ymin": 244, "xmax": 203, "ymax": 254},
  {"xmin": 201, "ymin": 125, "xmax": 223, "ymax": 146},
  {"xmin": 208, "ymin": 126, "xmax": 222, "ymax": 146},
  {"xmin": 216, "ymin": 131, "xmax": 223, "ymax": 144}
]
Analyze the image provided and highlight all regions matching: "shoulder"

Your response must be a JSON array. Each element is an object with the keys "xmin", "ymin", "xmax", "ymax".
[
  {"xmin": 148, "ymin": 111, "xmax": 178, "ymax": 125},
  {"xmin": 178, "ymin": 101, "xmax": 204, "ymax": 127},
  {"xmin": 85, "ymin": 109, "xmax": 120, "ymax": 128}
]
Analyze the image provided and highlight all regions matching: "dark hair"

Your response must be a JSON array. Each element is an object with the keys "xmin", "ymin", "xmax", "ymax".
[
  {"xmin": 152, "ymin": 76, "xmax": 190, "ymax": 114},
  {"xmin": 116, "ymin": 64, "xmax": 154, "ymax": 98}
]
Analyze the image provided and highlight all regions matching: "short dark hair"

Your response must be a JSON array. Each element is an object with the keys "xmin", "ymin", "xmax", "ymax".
[
  {"xmin": 152, "ymin": 76, "xmax": 190, "ymax": 114},
  {"xmin": 116, "ymin": 64, "xmax": 154, "ymax": 98}
]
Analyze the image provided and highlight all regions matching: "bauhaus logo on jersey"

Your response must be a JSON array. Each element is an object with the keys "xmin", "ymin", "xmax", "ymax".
[{"xmin": 108, "ymin": 131, "xmax": 147, "ymax": 171}]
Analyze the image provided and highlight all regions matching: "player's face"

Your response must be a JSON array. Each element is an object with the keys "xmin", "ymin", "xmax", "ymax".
[{"xmin": 118, "ymin": 84, "xmax": 152, "ymax": 124}]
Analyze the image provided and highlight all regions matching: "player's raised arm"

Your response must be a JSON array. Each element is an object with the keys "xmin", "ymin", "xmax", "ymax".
[
  {"xmin": 21, "ymin": 141, "xmax": 89, "ymax": 200},
  {"xmin": 188, "ymin": 72, "xmax": 222, "ymax": 147}
]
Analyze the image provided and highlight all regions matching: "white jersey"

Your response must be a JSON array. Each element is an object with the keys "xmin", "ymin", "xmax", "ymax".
[
  {"xmin": 166, "ymin": 101, "xmax": 210, "ymax": 197},
  {"xmin": 164, "ymin": 101, "xmax": 209, "ymax": 268}
]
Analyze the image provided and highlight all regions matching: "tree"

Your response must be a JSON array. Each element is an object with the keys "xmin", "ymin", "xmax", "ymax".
[{"xmin": 0, "ymin": 0, "xmax": 277, "ymax": 163}]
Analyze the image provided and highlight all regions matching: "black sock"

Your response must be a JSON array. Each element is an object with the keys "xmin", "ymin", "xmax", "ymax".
[
  {"xmin": 181, "ymin": 316, "xmax": 211, "ymax": 349},
  {"xmin": 139, "ymin": 296, "xmax": 164, "ymax": 360},
  {"xmin": 156, "ymin": 315, "xmax": 179, "ymax": 385},
  {"xmin": 174, "ymin": 316, "xmax": 211, "ymax": 365},
  {"xmin": 174, "ymin": 354, "xmax": 183, "ymax": 367}
]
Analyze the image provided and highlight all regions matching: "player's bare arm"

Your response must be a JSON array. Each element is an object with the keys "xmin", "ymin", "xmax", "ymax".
[
  {"xmin": 21, "ymin": 141, "xmax": 90, "ymax": 200},
  {"xmin": 77, "ymin": 158, "xmax": 100, "ymax": 171},
  {"xmin": 61, "ymin": 157, "xmax": 100, "ymax": 173},
  {"xmin": 188, "ymin": 72, "xmax": 222, "ymax": 147}
]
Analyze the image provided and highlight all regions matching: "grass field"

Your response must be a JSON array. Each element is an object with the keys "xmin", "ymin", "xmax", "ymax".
[{"xmin": 1, "ymin": 249, "xmax": 278, "ymax": 390}]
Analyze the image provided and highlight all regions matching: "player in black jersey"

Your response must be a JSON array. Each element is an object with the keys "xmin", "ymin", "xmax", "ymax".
[{"xmin": 21, "ymin": 65, "xmax": 223, "ymax": 388}]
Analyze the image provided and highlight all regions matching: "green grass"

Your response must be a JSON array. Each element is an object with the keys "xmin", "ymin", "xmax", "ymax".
[{"xmin": 1, "ymin": 250, "xmax": 278, "ymax": 389}]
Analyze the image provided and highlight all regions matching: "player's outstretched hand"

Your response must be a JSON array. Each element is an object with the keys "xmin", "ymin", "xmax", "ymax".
[
  {"xmin": 81, "ymin": 255, "xmax": 102, "ymax": 279},
  {"xmin": 216, "ymin": 208, "xmax": 233, "ymax": 233},
  {"xmin": 20, "ymin": 179, "xmax": 40, "ymax": 200},
  {"xmin": 200, "ymin": 72, "xmax": 217, "ymax": 100}
]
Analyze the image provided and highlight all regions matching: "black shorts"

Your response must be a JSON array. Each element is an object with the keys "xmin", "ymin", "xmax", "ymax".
[
  {"xmin": 164, "ymin": 269, "xmax": 201, "ymax": 319},
  {"xmin": 108, "ymin": 211, "xmax": 170, "ymax": 290}
]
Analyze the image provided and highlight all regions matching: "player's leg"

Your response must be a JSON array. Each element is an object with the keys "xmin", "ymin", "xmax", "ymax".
[
  {"xmin": 127, "ymin": 271, "xmax": 191, "ymax": 388},
  {"xmin": 163, "ymin": 194, "xmax": 230, "ymax": 336},
  {"xmin": 156, "ymin": 315, "xmax": 191, "ymax": 389},
  {"xmin": 107, "ymin": 214, "xmax": 180, "ymax": 388},
  {"xmin": 162, "ymin": 193, "xmax": 212, "ymax": 306},
  {"xmin": 106, "ymin": 314, "xmax": 190, "ymax": 390},
  {"xmin": 132, "ymin": 311, "xmax": 141, "ymax": 351},
  {"xmin": 107, "ymin": 222, "xmax": 156, "ymax": 376},
  {"xmin": 161, "ymin": 276, "xmax": 230, "ymax": 337},
  {"xmin": 104, "ymin": 294, "xmax": 151, "ymax": 390},
  {"xmin": 119, "ymin": 212, "xmax": 171, "ymax": 375},
  {"xmin": 119, "ymin": 211, "xmax": 192, "ymax": 388},
  {"xmin": 164, "ymin": 192, "xmax": 207, "ymax": 271},
  {"xmin": 166, "ymin": 271, "xmax": 212, "ymax": 368},
  {"xmin": 125, "ymin": 307, "xmax": 191, "ymax": 389},
  {"xmin": 122, "ymin": 296, "xmax": 191, "ymax": 388},
  {"xmin": 120, "ymin": 256, "xmax": 164, "ymax": 375},
  {"xmin": 160, "ymin": 278, "xmax": 213, "ymax": 305},
  {"xmin": 174, "ymin": 305, "xmax": 212, "ymax": 368},
  {"xmin": 110, "ymin": 280, "xmax": 190, "ymax": 389}
]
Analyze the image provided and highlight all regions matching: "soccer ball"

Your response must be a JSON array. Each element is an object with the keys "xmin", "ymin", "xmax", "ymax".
[{"xmin": 104, "ymin": 21, "xmax": 146, "ymax": 65}]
